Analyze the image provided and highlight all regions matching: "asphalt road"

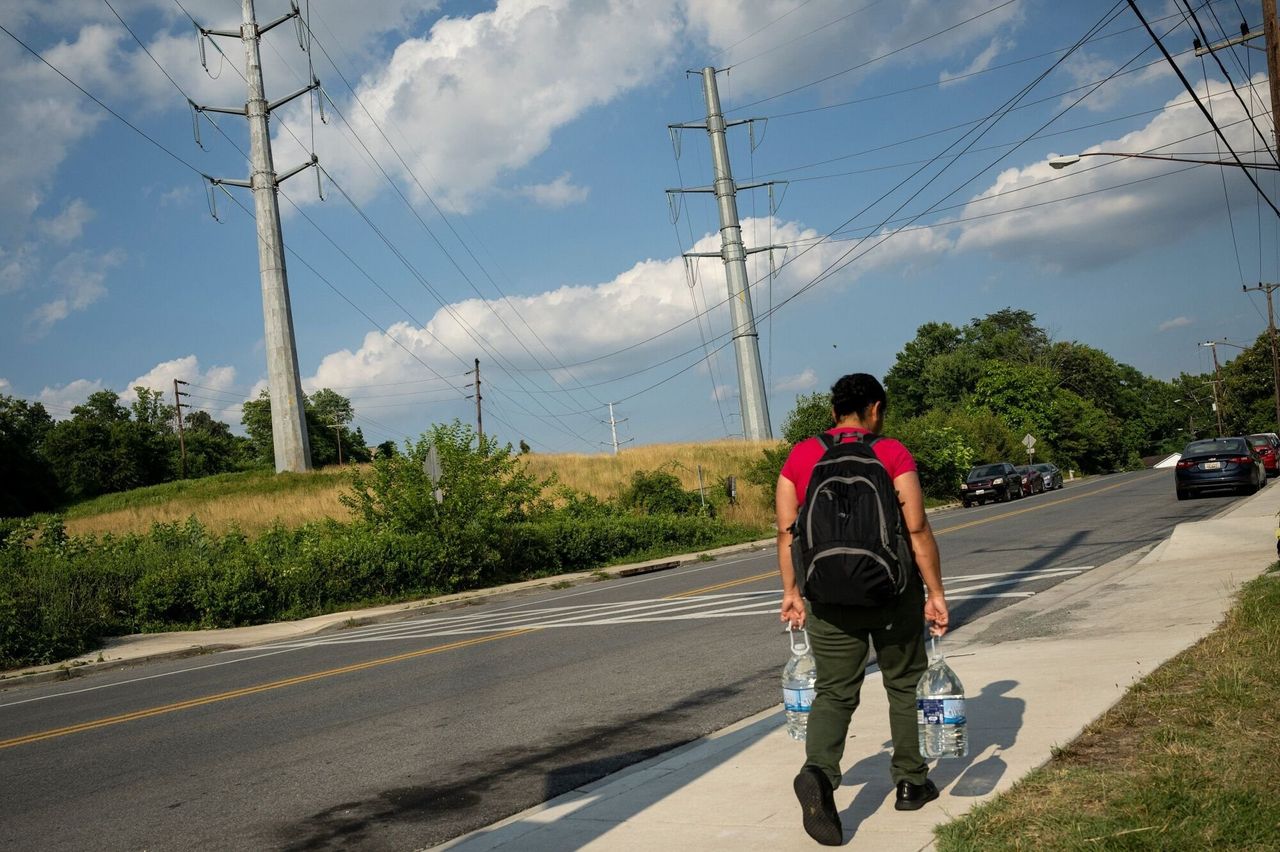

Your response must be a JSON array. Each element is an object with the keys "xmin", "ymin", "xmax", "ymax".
[{"xmin": 0, "ymin": 469, "xmax": 1239, "ymax": 851}]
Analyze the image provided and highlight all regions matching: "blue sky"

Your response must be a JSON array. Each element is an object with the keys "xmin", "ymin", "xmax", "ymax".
[{"xmin": 2, "ymin": 0, "xmax": 1278, "ymax": 452}]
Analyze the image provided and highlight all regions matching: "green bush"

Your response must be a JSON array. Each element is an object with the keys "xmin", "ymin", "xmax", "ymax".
[
  {"xmin": 0, "ymin": 460, "xmax": 750, "ymax": 669},
  {"xmin": 620, "ymin": 469, "xmax": 712, "ymax": 517}
]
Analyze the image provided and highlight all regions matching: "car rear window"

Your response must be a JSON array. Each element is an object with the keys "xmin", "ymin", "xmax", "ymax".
[
  {"xmin": 1184, "ymin": 438, "xmax": 1247, "ymax": 455},
  {"xmin": 1248, "ymin": 436, "xmax": 1269, "ymax": 447}
]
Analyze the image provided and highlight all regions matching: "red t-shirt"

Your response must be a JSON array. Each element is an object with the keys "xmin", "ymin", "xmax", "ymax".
[{"xmin": 780, "ymin": 427, "xmax": 917, "ymax": 504}]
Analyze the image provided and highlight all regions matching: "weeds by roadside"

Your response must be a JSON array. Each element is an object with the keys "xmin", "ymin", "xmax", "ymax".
[
  {"xmin": 935, "ymin": 565, "xmax": 1280, "ymax": 851},
  {"xmin": 0, "ymin": 424, "xmax": 768, "ymax": 670}
]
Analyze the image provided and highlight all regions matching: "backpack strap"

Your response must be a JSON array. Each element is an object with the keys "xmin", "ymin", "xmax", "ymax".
[{"xmin": 817, "ymin": 432, "xmax": 839, "ymax": 451}]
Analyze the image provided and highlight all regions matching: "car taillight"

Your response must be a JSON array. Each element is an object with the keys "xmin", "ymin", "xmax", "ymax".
[
  {"xmin": 1231, "ymin": 456, "xmax": 1253, "ymax": 464},
  {"xmin": 1176, "ymin": 460, "xmax": 1195, "ymax": 469}
]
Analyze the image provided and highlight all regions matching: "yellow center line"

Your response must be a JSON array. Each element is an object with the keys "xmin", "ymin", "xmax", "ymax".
[
  {"xmin": 0, "ymin": 628, "xmax": 536, "ymax": 751},
  {"xmin": 666, "ymin": 473, "xmax": 1160, "ymax": 599},
  {"xmin": 664, "ymin": 570, "xmax": 778, "ymax": 599},
  {"xmin": 932, "ymin": 472, "xmax": 1157, "ymax": 536}
]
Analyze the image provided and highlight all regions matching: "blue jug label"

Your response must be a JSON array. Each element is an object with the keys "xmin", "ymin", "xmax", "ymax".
[
  {"xmin": 784, "ymin": 687, "xmax": 815, "ymax": 712},
  {"xmin": 918, "ymin": 697, "xmax": 966, "ymax": 725}
]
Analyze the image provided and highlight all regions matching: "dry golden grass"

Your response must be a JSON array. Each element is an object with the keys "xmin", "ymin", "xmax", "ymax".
[
  {"xmin": 60, "ymin": 441, "xmax": 779, "ymax": 538},
  {"xmin": 524, "ymin": 440, "xmax": 777, "ymax": 530},
  {"xmin": 63, "ymin": 489, "xmax": 352, "ymax": 538}
]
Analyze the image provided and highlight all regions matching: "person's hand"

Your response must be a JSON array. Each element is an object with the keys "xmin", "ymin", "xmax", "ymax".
[
  {"xmin": 780, "ymin": 590, "xmax": 806, "ymax": 629},
  {"xmin": 924, "ymin": 592, "xmax": 949, "ymax": 637}
]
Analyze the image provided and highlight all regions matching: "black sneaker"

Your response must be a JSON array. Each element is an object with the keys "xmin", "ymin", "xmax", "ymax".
[
  {"xmin": 793, "ymin": 766, "xmax": 842, "ymax": 846},
  {"xmin": 894, "ymin": 778, "xmax": 939, "ymax": 811}
]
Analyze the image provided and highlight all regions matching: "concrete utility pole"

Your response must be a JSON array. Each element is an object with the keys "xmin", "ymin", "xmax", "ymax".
[
  {"xmin": 605, "ymin": 403, "xmax": 632, "ymax": 456},
  {"xmin": 197, "ymin": 0, "xmax": 321, "ymax": 473},
  {"xmin": 1201, "ymin": 341, "xmax": 1227, "ymax": 436},
  {"xmin": 173, "ymin": 378, "xmax": 189, "ymax": 478},
  {"xmin": 668, "ymin": 68, "xmax": 781, "ymax": 441},
  {"xmin": 1243, "ymin": 282, "xmax": 1280, "ymax": 429}
]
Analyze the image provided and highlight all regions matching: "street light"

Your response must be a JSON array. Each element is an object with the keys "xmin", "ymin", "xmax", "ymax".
[{"xmin": 1047, "ymin": 151, "xmax": 1280, "ymax": 171}]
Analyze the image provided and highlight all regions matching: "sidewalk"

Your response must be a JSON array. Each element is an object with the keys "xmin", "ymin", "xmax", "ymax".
[{"xmin": 434, "ymin": 484, "xmax": 1280, "ymax": 851}]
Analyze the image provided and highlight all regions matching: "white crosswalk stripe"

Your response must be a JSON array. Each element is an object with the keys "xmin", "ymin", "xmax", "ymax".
[{"xmin": 247, "ymin": 566, "xmax": 1095, "ymax": 649}]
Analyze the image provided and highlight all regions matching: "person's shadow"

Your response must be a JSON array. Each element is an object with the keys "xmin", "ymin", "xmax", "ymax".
[{"xmin": 836, "ymin": 678, "xmax": 1026, "ymax": 834}]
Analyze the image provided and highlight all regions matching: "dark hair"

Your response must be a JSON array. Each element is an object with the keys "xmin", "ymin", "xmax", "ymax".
[{"xmin": 831, "ymin": 373, "xmax": 887, "ymax": 420}]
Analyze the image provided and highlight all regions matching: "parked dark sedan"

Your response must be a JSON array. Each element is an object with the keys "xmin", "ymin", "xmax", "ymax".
[
  {"xmin": 1175, "ymin": 437, "xmax": 1266, "ymax": 500},
  {"xmin": 960, "ymin": 462, "xmax": 1022, "ymax": 507},
  {"xmin": 1015, "ymin": 465, "xmax": 1045, "ymax": 496},
  {"xmin": 1032, "ymin": 462, "xmax": 1064, "ymax": 490},
  {"xmin": 1247, "ymin": 434, "xmax": 1279, "ymax": 477}
]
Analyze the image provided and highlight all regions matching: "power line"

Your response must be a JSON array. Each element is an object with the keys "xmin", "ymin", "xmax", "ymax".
[
  {"xmin": 726, "ymin": 0, "xmax": 891, "ymax": 70},
  {"xmin": 725, "ymin": 0, "xmax": 1022, "ymax": 112},
  {"xmin": 1182, "ymin": 0, "xmax": 1280, "ymax": 165},
  {"xmin": 293, "ymin": 14, "xmax": 611, "ymax": 419},
  {"xmin": 1128, "ymin": 0, "xmax": 1280, "ymax": 217},
  {"xmin": 706, "ymin": 0, "xmax": 825, "ymax": 63}
]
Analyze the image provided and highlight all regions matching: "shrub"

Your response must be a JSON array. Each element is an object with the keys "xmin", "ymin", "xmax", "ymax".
[{"xmin": 620, "ymin": 469, "xmax": 711, "ymax": 517}]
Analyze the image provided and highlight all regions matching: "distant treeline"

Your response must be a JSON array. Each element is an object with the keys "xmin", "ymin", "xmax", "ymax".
[
  {"xmin": 0, "ymin": 387, "xmax": 379, "ymax": 518},
  {"xmin": 750, "ymin": 308, "xmax": 1278, "ymax": 499}
]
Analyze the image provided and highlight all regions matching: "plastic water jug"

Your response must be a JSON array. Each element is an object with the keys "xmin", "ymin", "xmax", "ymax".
[
  {"xmin": 916, "ymin": 635, "xmax": 968, "ymax": 758},
  {"xmin": 783, "ymin": 626, "xmax": 817, "ymax": 740}
]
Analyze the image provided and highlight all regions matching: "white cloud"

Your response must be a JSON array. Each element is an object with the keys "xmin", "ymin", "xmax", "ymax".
[
  {"xmin": 684, "ymin": 0, "xmax": 1024, "ymax": 95},
  {"xmin": 37, "ymin": 378, "xmax": 105, "ymax": 417},
  {"xmin": 942, "ymin": 77, "xmax": 1268, "ymax": 271},
  {"xmin": 0, "ymin": 378, "xmax": 10, "ymax": 394},
  {"xmin": 38, "ymin": 198, "xmax": 94, "ymax": 243},
  {"xmin": 300, "ymin": 216, "xmax": 909, "ymax": 405},
  {"xmin": 1158, "ymin": 316, "xmax": 1193, "ymax": 332},
  {"xmin": 277, "ymin": 0, "xmax": 683, "ymax": 211},
  {"xmin": 710, "ymin": 383, "xmax": 736, "ymax": 402},
  {"xmin": 516, "ymin": 172, "xmax": 590, "ymax": 208},
  {"xmin": 26, "ymin": 248, "xmax": 124, "ymax": 337},
  {"xmin": 0, "ymin": 31, "xmax": 107, "ymax": 244},
  {"xmin": 773, "ymin": 367, "xmax": 818, "ymax": 392},
  {"xmin": 940, "ymin": 37, "xmax": 1009, "ymax": 84},
  {"xmin": 122, "ymin": 354, "xmax": 245, "ymax": 423}
]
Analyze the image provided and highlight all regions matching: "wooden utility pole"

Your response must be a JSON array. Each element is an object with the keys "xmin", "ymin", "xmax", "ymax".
[
  {"xmin": 1244, "ymin": 282, "xmax": 1280, "ymax": 429},
  {"xmin": 173, "ymin": 378, "xmax": 189, "ymax": 477},
  {"xmin": 333, "ymin": 414, "xmax": 343, "ymax": 465},
  {"xmin": 1264, "ymin": 0, "xmax": 1280, "ymax": 155},
  {"xmin": 470, "ymin": 359, "xmax": 483, "ymax": 440},
  {"xmin": 1201, "ymin": 341, "xmax": 1227, "ymax": 436}
]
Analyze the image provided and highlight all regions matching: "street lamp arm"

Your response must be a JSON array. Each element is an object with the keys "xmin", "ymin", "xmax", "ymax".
[{"xmin": 1048, "ymin": 151, "xmax": 1280, "ymax": 171}]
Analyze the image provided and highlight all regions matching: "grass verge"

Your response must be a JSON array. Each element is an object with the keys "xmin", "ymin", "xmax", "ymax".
[
  {"xmin": 54, "ymin": 441, "xmax": 778, "ymax": 537},
  {"xmin": 935, "ymin": 564, "xmax": 1280, "ymax": 851}
]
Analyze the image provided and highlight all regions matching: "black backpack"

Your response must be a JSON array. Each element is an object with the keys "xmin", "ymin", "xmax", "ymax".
[{"xmin": 790, "ymin": 432, "xmax": 913, "ymax": 606}]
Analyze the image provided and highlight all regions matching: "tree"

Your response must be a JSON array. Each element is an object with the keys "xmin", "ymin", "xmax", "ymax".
[
  {"xmin": 885, "ymin": 321, "xmax": 963, "ymax": 418},
  {"xmin": 242, "ymin": 389, "xmax": 370, "ymax": 468},
  {"xmin": 342, "ymin": 421, "xmax": 548, "ymax": 585},
  {"xmin": 781, "ymin": 392, "xmax": 833, "ymax": 445},
  {"xmin": 181, "ymin": 410, "xmax": 255, "ymax": 476},
  {"xmin": 0, "ymin": 396, "xmax": 61, "ymax": 516},
  {"xmin": 43, "ymin": 390, "xmax": 174, "ymax": 500}
]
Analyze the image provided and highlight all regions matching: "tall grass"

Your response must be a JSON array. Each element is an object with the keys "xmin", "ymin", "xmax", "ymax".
[{"xmin": 55, "ymin": 441, "xmax": 779, "ymax": 537}]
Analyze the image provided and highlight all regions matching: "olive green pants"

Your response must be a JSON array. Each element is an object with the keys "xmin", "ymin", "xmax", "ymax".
[{"xmin": 803, "ymin": 580, "xmax": 929, "ymax": 789}]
